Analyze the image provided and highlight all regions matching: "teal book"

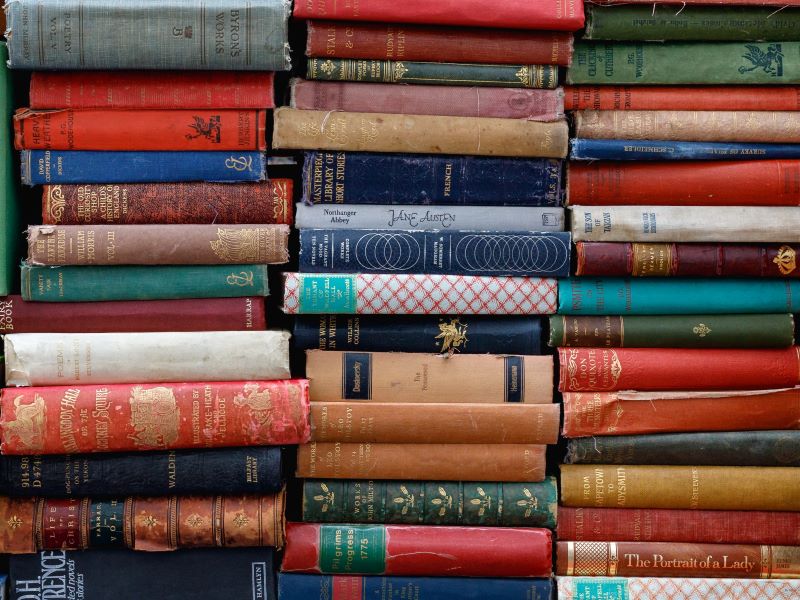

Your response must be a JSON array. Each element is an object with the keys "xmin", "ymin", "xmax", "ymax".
[
  {"xmin": 21, "ymin": 264, "xmax": 270, "ymax": 302},
  {"xmin": 1, "ymin": 43, "xmax": 21, "ymax": 296}
]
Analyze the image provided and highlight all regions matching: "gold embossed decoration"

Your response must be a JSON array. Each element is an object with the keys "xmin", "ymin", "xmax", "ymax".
[
  {"xmin": 5, "ymin": 394, "xmax": 46, "ymax": 452},
  {"xmin": 773, "ymin": 245, "xmax": 796, "ymax": 275},
  {"xmin": 693, "ymin": 323, "xmax": 712, "ymax": 337},
  {"xmin": 128, "ymin": 386, "xmax": 180, "ymax": 448},
  {"xmin": 516, "ymin": 66, "xmax": 531, "ymax": 86},
  {"xmin": 211, "ymin": 228, "xmax": 265, "ymax": 263},
  {"xmin": 141, "ymin": 514, "xmax": 159, "ymax": 529},
  {"xmin": 430, "ymin": 486, "xmax": 454, "ymax": 517},
  {"xmin": 46, "ymin": 186, "xmax": 66, "ymax": 224},
  {"xmin": 226, "ymin": 270, "xmax": 255, "ymax": 287},
  {"xmin": 313, "ymin": 482, "xmax": 336, "ymax": 513},
  {"xmin": 185, "ymin": 514, "xmax": 205, "ymax": 528},
  {"xmin": 319, "ymin": 60, "xmax": 337, "ymax": 76},
  {"xmin": 609, "ymin": 351, "xmax": 623, "ymax": 386},
  {"xmin": 516, "ymin": 488, "xmax": 540, "ymax": 519},
  {"xmin": 6, "ymin": 515, "xmax": 23, "ymax": 530},
  {"xmin": 436, "ymin": 318, "xmax": 469, "ymax": 354},
  {"xmin": 232, "ymin": 512, "xmax": 250, "ymax": 528},
  {"xmin": 469, "ymin": 487, "xmax": 493, "ymax": 517},
  {"xmin": 392, "ymin": 485, "xmax": 417, "ymax": 516},
  {"xmin": 233, "ymin": 384, "xmax": 274, "ymax": 429},
  {"xmin": 392, "ymin": 62, "xmax": 409, "ymax": 82}
]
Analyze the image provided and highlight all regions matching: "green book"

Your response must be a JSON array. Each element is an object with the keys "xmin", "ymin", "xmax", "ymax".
[
  {"xmin": 21, "ymin": 264, "xmax": 270, "ymax": 301},
  {"xmin": 585, "ymin": 5, "xmax": 800, "ymax": 41},
  {"xmin": 567, "ymin": 41, "xmax": 800, "ymax": 84},
  {"xmin": 1, "ymin": 43, "xmax": 21, "ymax": 296}
]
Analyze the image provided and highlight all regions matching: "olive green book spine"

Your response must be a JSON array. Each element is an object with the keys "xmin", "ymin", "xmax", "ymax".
[{"xmin": 1, "ymin": 43, "xmax": 21, "ymax": 296}]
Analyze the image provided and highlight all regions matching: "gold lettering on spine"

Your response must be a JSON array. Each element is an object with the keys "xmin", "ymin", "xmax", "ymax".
[
  {"xmin": 631, "ymin": 243, "xmax": 674, "ymax": 276},
  {"xmin": 59, "ymin": 388, "xmax": 81, "ymax": 453},
  {"xmin": 93, "ymin": 388, "xmax": 111, "ymax": 451}
]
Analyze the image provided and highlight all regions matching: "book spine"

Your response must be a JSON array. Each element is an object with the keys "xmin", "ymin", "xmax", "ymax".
[
  {"xmin": 29, "ymin": 71, "xmax": 276, "ymax": 109},
  {"xmin": 27, "ymin": 224, "xmax": 290, "ymax": 266},
  {"xmin": 558, "ymin": 577, "xmax": 800, "ymax": 600},
  {"xmin": 296, "ymin": 442, "xmax": 546, "ymax": 482},
  {"xmin": 0, "ymin": 295, "xmax": 267, "ymax": 333},
  {"xmin": 306, "ymin": 350, "xmax": 553, "ymax": 403},
  {"xmin": 0, "ymin": 493, "xmax": 285, "ymax": 553},
  {"xmin": 20, "ymin": 151, "xmax": 266, "ymax": 185},
  {"xmin": 309, "ymin": 402, "xmax": 560, "ymax": 444},
  {"xmin": 593, "ymin": 0, "xmax": 800, "ymax": 3},
  {"xmin": 557, "ymin": 541, "xmax": 800, "ymax": 578},
  {"xmin": 21, "ymin": 264, "xmax": 271, "ymax": 302},
  {"xmin": 570, "ymin": 139, "xmax": 800, "ymax": 161},
  {"xmin": 281, "ymin": 522, "xmax": 553, "ymax": 577},
  {"xmin": 42, "ymin": 181, "xmax": 293, "ymax": 225},
  {"xmin": 557, "ymin": 507, "xmax": 800, "ymax": 546},
  {"xmin": 0, "ymin": 379, "xmax": 311, "ymax": 455},
  {"xmin": 283, "ymin": 273, "xmax": 560, "ymax": 316},
  {"xmin": 0, "ymin": 447, "xmax": 283, "ymax": 497},
  {"xmin": 562, "ymin": 389, "xmax": 800, "ymax": 437},
  {"xmin": 560, "ymin": 464, "xmax": 800, "ymax": 511},
  {"xmin": 301, "ymin": 477, "xmax": 558, "ymax": 528},
  {"xmin": 301, "ymin": 151, "xmax": 563, "ymax": 206},
  {"xmin": 567, "ymin": 41, "xmax": 800, "ymax": 84},
  {"xmin": 5, "ymin": 0, "xmax": 290, "ymax": 70},
  {"xmin": 0, "ymin": 42, "xmax": 18, "ymax": 298},
  {"xmin": 4, "ymin": 330, "xmax": 291, "ymax": 386},
  {"xmin": 550, "ymin": 314, "xmax": 795, "ymax": 348},
  {"xmin": 295, "ymin": 204, "xmax": 565, "ymax": 231},
  {"xmin": 272, "ymin": 108, "xmax": 569, "ymax": 158},
  {"xmin": 299, "ymin": 230, "xmax": 572, "ymax": 277},
  {"xmin": 292, "ymin": 315, "xmax": 543, "ymax": 354}
]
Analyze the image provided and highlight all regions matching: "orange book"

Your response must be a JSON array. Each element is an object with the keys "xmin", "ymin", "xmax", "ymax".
[{"xmin": 565, "ymin": 86, "xmax": 800, "ymax": 111}]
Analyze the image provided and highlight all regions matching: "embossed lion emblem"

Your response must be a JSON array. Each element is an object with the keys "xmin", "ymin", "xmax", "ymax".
[
  {"xmin": 127, "ymin": 386, "xmax": 180, "ymax": 448},
  {"xmin": 234, "ymin": 384, "xmax": 274, "ymax": 429},
  {"xmin": 4, "ymin": 395, "xmax": 46, "ymax": 451}
]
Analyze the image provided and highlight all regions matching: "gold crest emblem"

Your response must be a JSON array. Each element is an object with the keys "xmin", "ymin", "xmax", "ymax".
[
  {"xmin": 234, "ymin": 384, "xmax": 274, "ymax": 441},
  {"xmin": 392, "ymin": 485, "xmax": 417, "ymax": 516},
  {"xmin": 430, "ymin": 486, "xmax": 454, "ymax": 517},
  {"xmin": 313, "ymin": 482, "xmax": 335, "ymax": 513},
  {"xmin": 4, "ymin": 394, "xmax": 46, "ymax": 452},
  {"xmin": 232, "ymin": 512, "xmax": 250, "ymax": 528},
  {"xmin": 468, "ymin": 487, "xmax": 493, "ymax": 517},
  {"xmin": 774, "ymin": 245, "xmax": 796, "ymax": 275},
  {"xmin": 46, "ymin": 186, "xmax": 66, "ymax": 223},
  {"xmin": 128, "ymin": 386, "xmax": 180, "ymax": 449},
  {"xmin": 435, "ymin": 318, "xmax": 468, "ymax": 354},
  {"xmin": 141, "ymin": 514, "xmax": 159, "ymax": 529},
  {"xmin": 693, "ymin": 323, "xmax": 712, "ymax": 337},
  {"xmin": 226, "ymin": 271, "xmax": 255, "ymax": 287},
  {"xmin": 516, "ymin": 488, "xmax": 540, "ymax": 519},
  {"xmin": 7, "ymin": 515, "xmax": 23, "ymax": 530},
  {"xmin": 609, "ymin": 350, "xmax": 623, "ymax": 386},
  {"xmin": 211, "ymin": 228, "xmax": 266, "ymax": 263},
  {"xmin": 185, "ymin": 514, "xmax": 205, "ymax": 528},
  {"xmin": 392, "ymin": 62, "xmax": 409, "ymax": 81},
  {"xmin": 319, "ymin": 60, "xmax": 337, "ymax": 76}
]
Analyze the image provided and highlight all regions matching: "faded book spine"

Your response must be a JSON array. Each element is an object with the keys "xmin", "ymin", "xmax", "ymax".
[
  {"xmin": 1, "ymin": 42, "xmax": 20, "ymax": 298},
  {"xmin": 0, "ymin": 493, "xmax": 285, "ymax": 553},
  {"xmin": 42, "ymin": 181, "xmax": 293, "ymax": 225},
  {"xmin": 301, "ymin": 477, "xmax": 558, "ymax": 528},
  {"xmin": 558, "ymin": 577, "xmax": 800, "ymax": 600},
  {"xmin": 27, "ymin": 224, "xmax": 290, "ymax": 266},
  {"xmin": 0, "ymin": 379, "xmax": 310, "ymax": 455},
  {"xmin": 570, "ymin": 139, "xmax": 800, "ymax": 161},
  {"xmin": 306, "ymin": 350, "xmax": 553, "ymax": 403},
  {"xmin": 272, "ymin": 108, "xmax": 569, "ymax": 158},
  {"xmin": 4, "ymin": 330, "xmax": 291, "ymax": 386}
]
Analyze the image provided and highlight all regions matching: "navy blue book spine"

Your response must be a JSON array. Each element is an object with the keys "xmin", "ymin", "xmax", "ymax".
[
  {"xmin": 293, "ymin": 315, "xmax": 543, "ymax": 354},
  {"xmin": 20, "ymin": 151, "xmax": 266, "ymax": 185},
  {"xmin": 301, "ymin": 151, "xmax": 563, "ymax": 206},
  {"xmin": 299, "ymin": 229, "xmax": 571, "ymax": 276},
  {"xmin": 570, "ymin": 138, "xmax": 800, "ymax": 161},
  {"xmin": 0, "ymin": 447, "xmax": 282, "ymax": 498}
]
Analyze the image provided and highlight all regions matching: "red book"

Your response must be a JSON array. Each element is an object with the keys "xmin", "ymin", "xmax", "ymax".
[
  {"xmin": 306, "ymin": 21, "xmax": 573, "ymax": 65},
  {"xmin": 558, "ymin": 507, "xmax": 800, "ymax": 546},
  {"xmin": 13, "ymin": 109, "xmax": 267, "ymax": 151},
  {"xmin": 293, "ymin": 0, "xmax": 585, "ymax": 31},
  {"xmin": 29, "ymin": 71, "xmax": 275, "ymax": 109},
  {"xmin": 593, "ymin": 0, "xmax": 800, "ymax": 4},
  {"xmin": 565, "ymin": 86, "xmax": 800, "ymax": 111},
  {"xmin": 558, "ymin": 347, "xmax": 800, "ymax": 392},
  {"xmin": 0, "ymin": 380, "xmax": 310, "ymax": 455},
  {"xmin": 0, "ymin": 295, "xmax": 266, "ymax": 333},
  {"xmin": 567, "ymin": 161, "xmax": 800, "ymax": 206},
  {"xmin": 281, "ymin": 523, "xmax": 552, "ymax": 577}
]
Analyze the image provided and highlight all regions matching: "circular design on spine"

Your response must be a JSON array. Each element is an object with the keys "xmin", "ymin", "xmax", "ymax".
[
  {"xmin": 354, "ymin": 233, "xmax": 422, "ymax": 271},
  {"xmin": 454, "ymin": 235, "xmax": 569, "ymax": 274}
]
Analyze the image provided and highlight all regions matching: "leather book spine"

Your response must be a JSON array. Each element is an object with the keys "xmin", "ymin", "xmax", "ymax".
[
  {"xmin": 558, "ymin": 577, "xmax": 800, "ymax": 600},
  {"xmin": 42, "ymin": 180, "xmax": 293, "ymax": 225},
  {"xmin": 296, "ymin": 443, "xmax": 546, "ymax": 482},
  {"xmin": 301, "ymin": 477, "xmax": 558, "ymax": 528},
  {"xmin": 29, "ymin": 71, "xmax": 276, "ymax": 109},
  {"xmin": 306, "ymin": 350, "xmax": 553, "ymax": 403},
  {"xmin": 560, "ymin": 465, "xmax": 800, "ymax": 511},
  {"xmin": 282, "ymin": 522, "xmax": 553, "ymax": 577},
  {"xmin": 570, "ymin": 138, "xmax": 800, "ymax": 161},
  {"xmin": 0, "ymin": 379, "xmax": 310, "ymax": 454}
]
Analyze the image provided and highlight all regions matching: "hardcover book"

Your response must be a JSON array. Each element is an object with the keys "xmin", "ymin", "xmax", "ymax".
[
  {"xmin": 570, "ymin": 139, "xmax": 800, "ymax": 161},
  {"xmin": 0, "ymin": 43, "xmax": 20, "ymax": 296},
  {"xmin": 558, "ymin": 577, "xmax": 800, "ymax": 600}
]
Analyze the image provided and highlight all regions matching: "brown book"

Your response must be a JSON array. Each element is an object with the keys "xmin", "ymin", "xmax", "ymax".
[
  {"xmin": 296, "ymin": 442, "xmax": 547, "ymax": 481},
  {"xmin": 306, "ymin": 350, "xmax": 552, "ymax": 403}
]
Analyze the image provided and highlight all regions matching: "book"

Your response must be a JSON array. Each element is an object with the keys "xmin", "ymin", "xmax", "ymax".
[
  {"xmin": 301, "ymin": 477, "xmax": 558, "ymax": 528},
  {"xmin": 302, "ymin": 151, "xmax": 563, "ymax": 206},
  {"xmin": 298, "ymin": 230, "xmax": 572, "ymax": 277},
  {"xmin": 272, "ymin": 108, "xmax": 569, "ymax": 158},
  {"xmin": 305, "ymin": 21, "xmax": 573, "ymax": 65},
  {"xmin": 295, "ymin": 204, "xmax": 565, "ymax": 232},
  {"xmin": 0, "ymin": 295, "xmax": 267, "ymax": 333},
  {"xmin": 306, "ymin": 350, "xmax": 553, "ymax": 403},
  {"xmin": 570, "ymin": 139, "xmax": 800, "ymax": 161},
  {"xmin": 557, "ymin": 347, "xmax": 800, "ymax": 392},
  {"xmin": 4, "ymin": 330, "xmax": 291, "ymax": 386},
  {"xmin": 557, "ymin": 541, "xmax": 800, "ymax": 578},
  {"xmin": 21, "ymin": 264, "xmax": 271, "ymax": 302},
  {"xmin": 21, "ymin": 150, "xmax": 266, "ymax": 185},
  {"xmin": 0, "ymin": 446, "xmax": 283, "ymax": 497},
  {"xmin": 560, "ymin": 465, "xmax": 800, "ymax": 511},
  {"xmin": 292, "ymin": 80, "xmax": 565, "ymax": 120},
  {"xmin": 5, "ymin": 0, "xmax": 290, "ymax": 70},
  {"xmin": 549, "ymin": 314, "xmax": 795, "ymax": 348},
  {"xmin": 296, "ymin": 442, "xmax": 546, "ymax": 482},
  {"xmin": 594, "ymin": 0, "xmax": 800, "ymax": 4},
  {"xmin": 283, "ymin": 273, "xmax": 559, "ymax": 315},
  {"xmin": 29, "ymin": 71, "xmax": 275, "ymax": 109},
  {"xmin": 562, "ymin": 389, "xmax": 800, "ymax": 437},
  {"xmin": 0, "ymin": 43, "xmax": 20, "ymax": 297},
  {"xmin": 293, "ymin": 315, "xmax": 544, "ymax": 355},
  {"xmin": 567, "ymin": 41, "xmax": 800, "ymax": 84},
  {"xmin": 281, "ymin": 523, "xmax": 553, "ymax": 577},
  {"xmin": 27, "ymin": 224, "xmax": 290, "ymax": 266},
  {"xmin": 558, "ymin": 577, "xmax": 800, "ymax": 600},
  {"xmin": 0, "ymin": 379, "xmax": 310, "ymax": 454},
  {"xmin": 43, "ymin": 181, "xmax": 293, "ymax": 225},
  {"xmin": 0, "ymin": 493, "xmax": 284, "ymax": 552}
]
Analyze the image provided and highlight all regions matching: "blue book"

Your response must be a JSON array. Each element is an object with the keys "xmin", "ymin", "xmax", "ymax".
[
  {"xmin": 570, "ymin": 138, "xmax": 800, "ymax": 161},
  {"xmin": 20, "ymin": 151, "xmax": 266, "ymax": 185},
  {"xmin": 302, "ymin": 151, "xmax": 563, "ymax": 206},
  {"xmin": 299, "ymin": 229, "xmax": 571, "ymax": 277},
  {"xmin": 278, "ymin": 574, "xmax": 552, "ymax": 600}
]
